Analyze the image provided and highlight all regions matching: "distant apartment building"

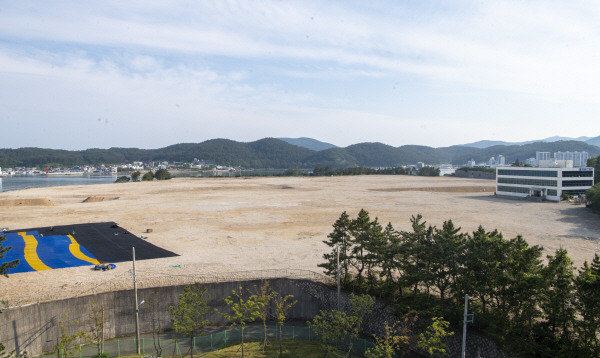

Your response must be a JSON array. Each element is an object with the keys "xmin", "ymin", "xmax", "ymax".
[
  {"xmin": 554, "ymin": 151, "xmax": 589, "ymax": 167},
  {"xmin": 498, "ymin": 155, "xmax": 506, "ymax": 166},
  {"xmin": 496, "ymin": 167, "xmax": 594, "ymax": 202},
  {"xmin": 536, "ymin": 151, "xmax": 551, "ymax": 166}
]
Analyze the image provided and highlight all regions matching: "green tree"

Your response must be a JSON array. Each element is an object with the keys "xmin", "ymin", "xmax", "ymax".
[
  {"xmin": 250, "ymin": 281, "xmax": 277, "ymax": 351},
  {"xmin": 365, "ymin": 312, "xmax": 418, "ymax": 358},
  {"xmin": 114, "ymin": 176, "xmax": 130, "ymax": 183},
  {"xmin": 416, "ymin": 317, "xmax": 454, "ymax": 357},
  {"xmin": 573, "ymin": 254, "xmax": 600, "ymax": 354},
  {"xmin": 309, "ymin": 309, "xmax": 354, "ymax": 358},
  {"xmin": 430, "ymin": 220, "xmax": 466, "ymax": 301},
  {"xmin": 87, "ymin": 301, "xmax": 106, "ymax": 357},
  {"xmin": 168, "ymin": 283, "xmax": 212, "ymax": 358},
  {"xmin": 416, "ymin": 166, "xmax": 440, "ymax": 176},
  {"xmin": 273, "ymin": 293, "xmax": 297, "ymax": 356},
  {"xmin": 0, "ymin": 233, "xmax": 19, "ymax": 277},
  {"xmin": 541, "ymin": 249, "xmax": 576, "ymax": 343},
  {"xmin": 131, "ymin": 171, "xmax": 141, "ymax": 181},
  {"xmin": 154, "ymin": 168, "xmax": 172, "ymax": 180},
  {"xmin": 399, "ymin": 214, "xmax": 435, "ymax": 295},
  {"xmin": 55, "ymin": 313, "xmax": 87, "ymax": 358},
  {"xmin": 142, "ymin": 171, "xmax": 154, "ymax": 181},
  {"xmin": 457, "ymin": 226, "xmax": 508, "ymax": 314},
  {"xmin": 222, "ymin": 286, "xmax": 260, "ymax": 357},
  {"xmin": 319, "ymin": 211, "xmax": 353, "ymax": 286},
  {"xmin": 586, "ymin": 183, "xmax": 600, "ymax": 212},
  {"xmin": 348, "ymin": 209, "xmax": 385, "ymax": 290},
  {"xmin": 308, "ymin": 294, "xmax": 374, "ymax": 358},
  {"xmin": 284, "ymin": 166, "xmax": 303, "ymax": 176},
  {"xmin": 587, "ymin": 155, "xmax": 600, "ymax": 184}
]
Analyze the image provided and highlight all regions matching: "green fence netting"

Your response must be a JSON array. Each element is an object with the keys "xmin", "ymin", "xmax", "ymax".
[{"xmin": 40, "ymin": 325, "xmax": 376, "ymax": 358}]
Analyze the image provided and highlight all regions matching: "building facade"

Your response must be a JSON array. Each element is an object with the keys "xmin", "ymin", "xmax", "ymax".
[{"xmin": 496, "ymin": 167, "xmax": 594, "ymax": 201}]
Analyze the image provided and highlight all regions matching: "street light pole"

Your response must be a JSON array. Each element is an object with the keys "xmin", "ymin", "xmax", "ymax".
[
  {"xmin": 336, "ymin": 244, "xmax": 340, "ymax": 311},
  {"xmin": 462, "ymin": 294, "xmax": 475, "ymax": 358},
  {"xmin": 132, "ymin": 247, "xmax": 141, "ymax": 354}
]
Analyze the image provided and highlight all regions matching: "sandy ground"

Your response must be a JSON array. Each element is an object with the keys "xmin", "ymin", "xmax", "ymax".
[{"xmin": 1, "ymin": 175, "xmax": 599, "ymax": 305}]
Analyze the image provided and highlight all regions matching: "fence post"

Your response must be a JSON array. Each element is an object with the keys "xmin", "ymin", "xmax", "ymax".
[
  {"xmin": 79, "ymin": 345, "xmax": 81, "ymax": 358},
  {"xmin": 193, "ymin": 336, "xmax": 196, "ymax": 354},
  {"xmin": 225, "ymin": 330, "xmax": 227, "ymax": 346},
  {"xmin": 117, "ymin": 340, "xmax": 120, "ymax": 357},
  {"xmin": 211, "ymin": 334, "xmax": 213, "ymax": 351}
]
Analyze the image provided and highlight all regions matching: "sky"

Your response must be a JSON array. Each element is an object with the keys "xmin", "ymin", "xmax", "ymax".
[{"xmin": 1, "ymin": 1, "xmax": 599, "ymax": 150}]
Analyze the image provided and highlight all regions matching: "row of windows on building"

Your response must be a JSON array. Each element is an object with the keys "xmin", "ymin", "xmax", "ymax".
[
  {"xmin": 497, "ymin": 177, "xmax": 593, "ymax": 187},
  {"xmin": 496, "ymin": 186, "xmax": 588, "ymax": 197},
  {"xmin": 497, "ymin": 169, "xmax": 593, "ymax": 178}
]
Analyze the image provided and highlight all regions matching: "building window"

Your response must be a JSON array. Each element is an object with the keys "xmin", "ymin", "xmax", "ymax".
[
  {"xmin": 497, "ymin": 185, "xmax": 531, "ymax": 194},
  {"xmin": 547, "ymin": 189, "xmax": 557, "ymax": 196},
  {"xmin": 562, "ymin": 171, "xmax": 593, "ymax": 178},
  {"xmin": 498, "ymin": 177, "xmax": 558, "ymax": 187},
  {"xmin": 562, "ymin": 180, "xmax": 594, "ymax": 187},
  {"xmin": 564, "ymin": 189, "xmax": 588, "ymax": 196},
  {"xmin": 498, "ymin": 169, "xmax": 558, "ymax": 177}
]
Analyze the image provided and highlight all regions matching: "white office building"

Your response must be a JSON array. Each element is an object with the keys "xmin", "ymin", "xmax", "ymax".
[
  {"xmin": 536, "ymin": 151, "xmax": 551, "ymax": 166},
  {"xmin": 496, "ymin": 167, "xmax": 594, "ymax": 202}
]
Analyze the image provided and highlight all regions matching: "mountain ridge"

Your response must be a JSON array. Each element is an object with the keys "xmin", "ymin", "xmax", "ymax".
[{"xmin": 1, "ymin": 137, "xmax": 598, "ymax": 169}]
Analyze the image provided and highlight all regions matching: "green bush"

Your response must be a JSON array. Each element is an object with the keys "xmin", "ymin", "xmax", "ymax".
[
  {"xmin": 114, "ymin": 176, "xmax": 130, "ymax": 183},
  {"xmin": 142, "ymin": 171, "xmax": 154, "ymax": 181},
  {"xmin": 154, "ymin": 168, "xmax": 172, "ymax": 180}
]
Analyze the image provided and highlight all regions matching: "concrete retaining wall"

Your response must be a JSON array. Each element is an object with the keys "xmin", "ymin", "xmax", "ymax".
[
  {"xmin": 0, "ymin": 279, "xmax": 335, "ymax": 357},
  {"xmin": 1, "ymin": 279, "xmax": 514, "ymax": 358}
]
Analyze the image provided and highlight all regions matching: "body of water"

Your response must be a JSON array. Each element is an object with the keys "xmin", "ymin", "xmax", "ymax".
[{"xmin": 0, "ymin": 175, "xmax": 118, "ymax": 192}]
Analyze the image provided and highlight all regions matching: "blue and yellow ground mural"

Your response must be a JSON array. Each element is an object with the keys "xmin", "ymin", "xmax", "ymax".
[
  {"xmin": 1, "ymin": 222, "xmax": 178, "ymax": 274},
  {"xmin": 2, "ymin": 231, "xmax": 100, "ymax": 273}
]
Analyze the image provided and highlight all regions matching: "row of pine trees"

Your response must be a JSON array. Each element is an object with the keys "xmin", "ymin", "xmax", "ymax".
[{"xmin": 319, "ymin": 209, "xmax": 600, "ymax": 357}]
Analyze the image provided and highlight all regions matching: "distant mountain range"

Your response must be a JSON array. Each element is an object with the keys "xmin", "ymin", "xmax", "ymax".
[
  {"xmin": 278, "ymin": 137, "xmax": 337, "ymax": 151},
  {"xmin": 1, "ymin": 137, "xmax": 598, "ymax": 169},
  {"xmin": 461, "ymin": 136, "xmax": 600, "ymax": 148}
]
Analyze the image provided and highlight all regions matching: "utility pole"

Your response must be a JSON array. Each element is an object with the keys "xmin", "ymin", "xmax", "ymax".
[
  {"xmin": 335, "ymin": 244, "xmax": 340, "ymax": 311},
  {"xmin": 461, "ymin": 294, "xmax": 475, "ymax": 358},
  {"xmin": 132, "ymin": 247, "xmax": 141, "ymax": 354}
]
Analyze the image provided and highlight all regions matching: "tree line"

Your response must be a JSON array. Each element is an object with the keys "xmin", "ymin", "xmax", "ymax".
[{"xmin": 319, "ymin": 209, "xmax": 600, "ymax": 357}]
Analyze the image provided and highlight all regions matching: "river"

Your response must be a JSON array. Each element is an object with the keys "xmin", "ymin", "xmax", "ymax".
[{"xmin": 0, "ymin": 175, "xmax": 118, "ymax": 192}]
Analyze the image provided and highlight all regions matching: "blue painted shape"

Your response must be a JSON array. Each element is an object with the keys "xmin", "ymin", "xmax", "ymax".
[
  {"xmin": 1, "ymin": 232, "xmax": 34, "ymax": 273},
  {"xmin": 1, "ymin": 231, "xmax": 100, "ymax": 274},
  {"xmin": 34, "ymin": 233, "xmax": 99, "ymax": 269}
]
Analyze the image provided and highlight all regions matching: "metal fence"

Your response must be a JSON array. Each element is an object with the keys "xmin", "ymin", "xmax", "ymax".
[
  {"xmin": 40, "ymin": 325, "xmax": 375, "ymax": 358},
  {"xmin": 6, "ymin": 268, "xmax": 334, "ymax": 308}
]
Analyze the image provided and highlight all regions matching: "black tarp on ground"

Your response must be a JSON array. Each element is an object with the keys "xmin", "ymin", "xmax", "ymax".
[{"xmin": 5, "ymin": 222, "xmax": 178, "ymax": 263}]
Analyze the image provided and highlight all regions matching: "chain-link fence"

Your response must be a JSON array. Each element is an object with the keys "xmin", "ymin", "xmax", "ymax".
[{"xmin": 40, "ymin": 325, "xmax": 375, "ymax": 358}]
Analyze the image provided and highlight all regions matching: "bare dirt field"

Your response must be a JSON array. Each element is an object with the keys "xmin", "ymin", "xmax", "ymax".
[{"xmin": 1, "ymin": 175, "xmax": 599, "ymax": 305}]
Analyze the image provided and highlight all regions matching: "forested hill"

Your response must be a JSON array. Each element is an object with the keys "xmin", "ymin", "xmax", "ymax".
[{"xmin": 0, "ymin": 138, "xmax": 599, "ymax": 169}]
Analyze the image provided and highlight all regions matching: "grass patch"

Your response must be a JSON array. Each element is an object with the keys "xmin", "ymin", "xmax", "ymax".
[{"xmin": 198, "ymin": 340, "xmax": 339, "ymax": 357}]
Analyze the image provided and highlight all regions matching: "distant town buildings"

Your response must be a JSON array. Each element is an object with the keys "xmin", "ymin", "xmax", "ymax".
[{"xmin": 554, "ymin": 151, "xmax": 589, "ymax": 167}]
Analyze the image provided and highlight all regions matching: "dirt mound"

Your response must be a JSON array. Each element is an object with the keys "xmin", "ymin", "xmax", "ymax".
[
  {"xmin": 82, "ymin": 196, "xmax": 119, "ymax": 203},
  {"xmin": 0, "ymin": 198, "xmax": 54, "ymax": 206},
  {"xmin": 83, "ymin": 196, "xmax": 104, "ymax": 203},
  {"xmin": 370, "ymin": 186, "xmax": 496, "ymax": 193}
]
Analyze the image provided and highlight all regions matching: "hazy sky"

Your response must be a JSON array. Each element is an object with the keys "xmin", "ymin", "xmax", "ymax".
[{"xmin": 1, "ymin": 1, "xmax": 599, "ymax": 150}]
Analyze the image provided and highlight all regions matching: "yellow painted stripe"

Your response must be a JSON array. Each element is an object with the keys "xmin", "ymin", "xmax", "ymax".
[
  {"xmin": 19, "ymin": 232, "xmax": 52, "ymax": 271},
  {"xmin": 68, "ymin": 235, "xmax": 101, "ymax": 265}
]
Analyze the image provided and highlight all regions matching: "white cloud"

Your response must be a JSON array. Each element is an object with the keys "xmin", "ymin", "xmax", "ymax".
[{"xmin": 0, "ymin": 1, "xmax": 599, "ymax": 149}]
